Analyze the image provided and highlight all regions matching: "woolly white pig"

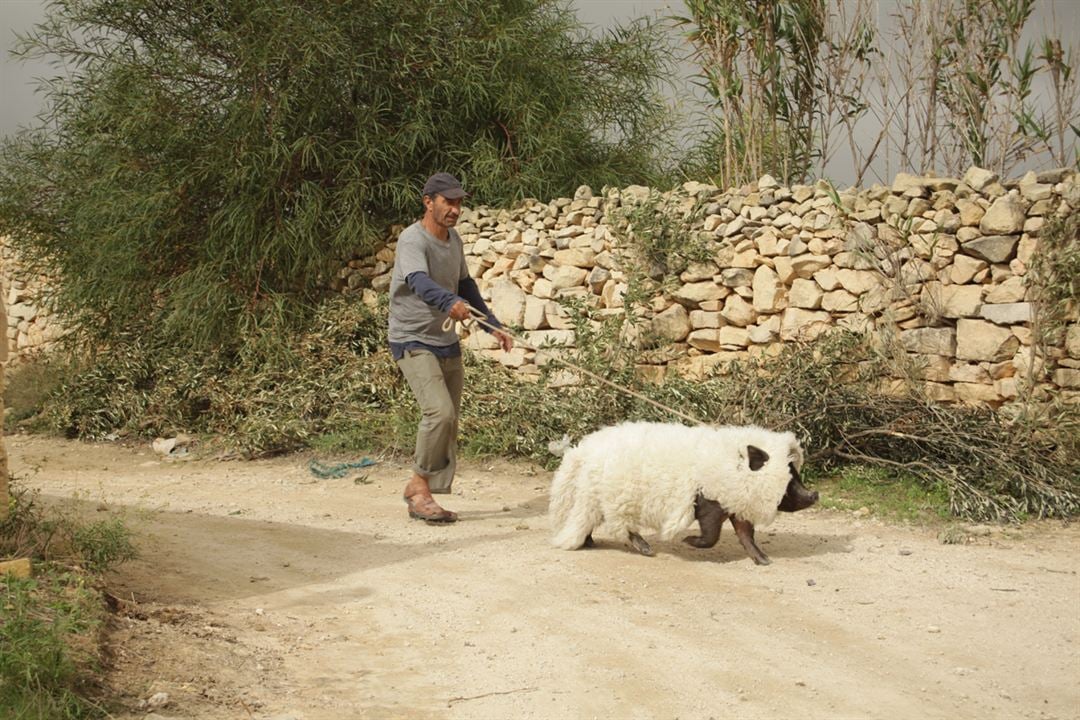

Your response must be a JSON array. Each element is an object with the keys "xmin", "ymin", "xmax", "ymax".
[{"xmin": 548, "ymin": 421, "xmax": 817, "ymax": 564}]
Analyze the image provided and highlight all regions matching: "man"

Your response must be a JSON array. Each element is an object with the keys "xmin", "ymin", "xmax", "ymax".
[{"xmin": 388, "ymin": 172, "xmax": 512, "ymax": 524}]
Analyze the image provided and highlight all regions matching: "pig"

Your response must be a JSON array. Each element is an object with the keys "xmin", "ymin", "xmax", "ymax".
[{"xmin": 549, "ymin": 421, "xmax": 814, "ymax": 563}]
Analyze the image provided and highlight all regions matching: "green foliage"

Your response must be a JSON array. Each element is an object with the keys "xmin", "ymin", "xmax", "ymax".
[
  {"xmin": 676, "ymin": 0, "xmax": 828, "ymax": 187},
  {"xmin": 0, "ymin": 0, "xmax": 677, "ymax": 353},
  {"xmin": 0, "ymin": 574, "xmax": 106, "ymax": 719},
  {"xmin": 607, "ymin": 189, "xmax": 714, "ymax": 280},
  {"xmin": 0, "ymin": 487, "xmax": 133, "ymax": 719},
  {"xmin": 1028, "ymin": 211, "xmax": 1080, "ymax": 354},
  {"xmin": 4, "ymin": 357, "xmax": 69, "ymax": 430}
]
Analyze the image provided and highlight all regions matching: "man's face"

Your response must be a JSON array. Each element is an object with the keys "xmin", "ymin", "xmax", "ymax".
[{"xmin": 424, "ymin": 193, "xmax": 463, "ymax": 230}]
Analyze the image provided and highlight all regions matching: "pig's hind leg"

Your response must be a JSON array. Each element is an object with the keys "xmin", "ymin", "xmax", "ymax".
[{"xmin": 683, "ymin": 494, "xmax": 730, "ymax": 548}]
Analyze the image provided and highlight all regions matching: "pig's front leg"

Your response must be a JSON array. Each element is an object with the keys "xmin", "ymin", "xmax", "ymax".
[
  {"xmin": 683, "ymin": 494, "xmax": 730, "ymax": 549},
  {"xmin": 731, "ymin": 517, "xmax": 771, "ymax": 565}
]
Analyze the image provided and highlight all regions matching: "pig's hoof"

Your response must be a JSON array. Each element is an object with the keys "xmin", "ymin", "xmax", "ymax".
[
  {"xmin": 751, "ymin": 555, "xmax": 772, "ymax": 566},
  {"xmin": 683, "ymin": 535, "xmax": 709, "ymax": 548},
  {"xmin": 628, "ymin": 532, "xmax": 654, "ymax": 556},
  {"xmin": 583, "ymin": 534, "xmax": 595, "ymax": 548}
]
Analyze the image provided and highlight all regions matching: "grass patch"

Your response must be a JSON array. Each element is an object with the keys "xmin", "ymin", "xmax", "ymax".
[
  {"xmin": 810, "ymin": 465, "xmax": 951, "ymax": 525},
  {"xmin": 4, "ymin": 357, "xmax": 69, "ymax": 431},
  {"xmin": 1, "ymin": 485, "xmax": 137, "ymax": 718}
]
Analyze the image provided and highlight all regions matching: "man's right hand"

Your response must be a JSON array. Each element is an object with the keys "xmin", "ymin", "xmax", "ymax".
[{"xmin": 448, "ymin": 300, "xmax": 471, "ymax": 321}]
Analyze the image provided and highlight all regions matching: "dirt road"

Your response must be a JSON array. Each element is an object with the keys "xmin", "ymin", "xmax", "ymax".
[{"xmin": 9, "ymin": 434, "xmax": 1080, "ymax": 720}]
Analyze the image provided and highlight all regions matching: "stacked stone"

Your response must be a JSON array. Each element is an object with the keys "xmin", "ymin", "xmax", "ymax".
[
  {"xmin": 5, "ymin": 165, "xmax": 1076, "ymax": 407},
  {"xmin": 0, "ymin": 244, "xmax": 63, "ymax": 363},
  {"xmin": 343, "ymin": 166, "xmax": 1078, "ymax": 407}
]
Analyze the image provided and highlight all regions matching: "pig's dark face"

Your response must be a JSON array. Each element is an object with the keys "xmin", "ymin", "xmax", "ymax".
[{"xmin": 777, "ymin": 463, "xmax": 818, "ymax": 512}]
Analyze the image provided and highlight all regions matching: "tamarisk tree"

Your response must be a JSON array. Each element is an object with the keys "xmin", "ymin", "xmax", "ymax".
[{"xmin": 0, "ymin": 0, "xmax": 676, "ymax": 351}]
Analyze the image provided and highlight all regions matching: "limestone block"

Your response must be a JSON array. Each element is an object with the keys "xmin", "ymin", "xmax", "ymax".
[
  {"xmin": 892, "ymin": 172, "xmax": 931, "ymax": 197},
  {"xmin": 690, "ymin": 310, "xmax": 722, "ymax": 329},
  {"xmin": 773, "ymin": 256, "xmax": 794, "ymax": 284},
  {"xmin": 836, "ymin": 269, "xmax": 880, "ymax": 295},
  {"xmin": 956, "ymin": 319, "xmax": 1020, "ymax": 361},
  {"xmin": 1054, "ymin": 368, "xmax": 1080, "ymax": 388},
  {"xmin": 1019, "ymin": 179, "xmax": 1053, "ymax": 203},
  {"xmin": 544, "ymin": 301, "xmax": 574, "ymax": 330},
  {"xmin": 601, "ymin": 280, "xmax": 627, "ymax": 309},
  {"xmin": 950, "ymin": 254, "xmax": 988, "ymax": 284},
  {"xmin": 587, "ymin": 267, "xmax": 611, "ymax": 290},
  {"xmin": 651, "ymin": 304, "xmax": 691, "ymax": 342},
  {"xmin": 1067, "ymin": 325, "xmax": 1080, "ymax": 358},
  {"xmin": 900, "ymin": 327, "xmax": 956, "ymax": 356},
  {"xmin": 747, "ymin": 317, "xmax": 779, "ymax": 344},
  {"xmin": 996, "ymin": 377, "xmax": 1018, "ymax": 399},
  {"xmin": 934, "ymin": 284, "xmax": 984, "ymax": 318},
  {"xmin": 717, "ymin": 326, "xmax": 750, "ymax": 348},
  {"xmin": 953, "ymin": 382, "xmax": 1002, "ymax": 404},
  {"xmin": 789, "ymin": 253, "xmax": 832, "ymax": 279},
  {"xmin": 752, "ymin": 265, "xmax": 786, "ymax": 312},
  {"xmin": 779, "ymin": 308, "xmax": 832, "ymax": 341},
  {"xmin": 7, "ymin": 303, "xmax": 36, "ymax": 321},
  {"xmin": 542, "ymin": 264, "xmax": 588, "ymax": 290},
  {"xmin": 523, "ymin": 295, "xmax": 549, "ymax": 330},
  {"xmin": 961, "ymin": 235, "xmax": 1018, "ymax": 264},
  {"xmin": 371, "ymin": 273, "xmax": 391, "ymax": 292},
  {"xmin": 533, "ymin": 278, "xmax": 555, "ymax": 299},
  {"xmin": 822, "ymin": 289, "xmax": 858, "ymax": 312},
  {"xmin": 488, "ymin": 278, "xmax": 527, "ymax": 327},
  {"xmin": 984, "ymin": 276, "xmax": 1026, "ymax": 304},
  {"xmin": 673, "ymin": 281, "xmax": 726, "ymax": 305},
  {"xmin": 680, "ymin": 261, "xmax": 720, "ymax": 283},
  {"xmin": 718, "ymin": 268, "xmax": 754, "ymax": 288},
  {"xmin": 979, "ymin": 195, "xmax": 1026, "ymax": 235},
  {"xmin": 955, "ymin": 198, "xmax": 985, "ymax": 226},
  {"xmin": 980, "ymin": 302, "xmax": 1032, "ymax": 325},
  {"xmin": 924, "ymin": 382, "xmax": 957, "ymax": 402},
  {"xmin": 754, "ymin": 228, "xmax": 783, "ymax": 256},
  {"xmin": 949, "ymin": 363, "xmax": 991, "ymax": 384},
  {"xmin": 687, "ymin": 329, "xmax": 721, "ymax": 352},
  {"xmin": 962, "ymin": 166, "xmax": 999, "ymax": 191},
  {"xmin": 911, "ymin": 354, "xmax": 953, "ymax": 382},
  {"xmin": 553, "ymin": 248, "xmax": 596, "ymax": 268},
  {"xmin": 721, "ymin": 295, "xmax": 758, "ymax": 327},
  {"xmin": 789, "ymin": 279, "xmax": 823, "ymax": 309}
]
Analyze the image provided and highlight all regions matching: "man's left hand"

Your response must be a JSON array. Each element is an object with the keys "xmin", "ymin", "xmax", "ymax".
[{"xmin": 493, "ymin": 329, "xmax": 513, "ymax": 352}]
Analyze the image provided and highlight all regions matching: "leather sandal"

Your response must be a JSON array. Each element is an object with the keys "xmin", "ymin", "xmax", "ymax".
[{"xmin": 403, "ymin": 493, "xmax": 458, "ymax": 524}]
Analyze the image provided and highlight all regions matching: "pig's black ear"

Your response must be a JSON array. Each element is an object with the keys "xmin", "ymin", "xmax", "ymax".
[{"xmin": 747, "ymin": 445, "xmax": 769, "ymax": 471}]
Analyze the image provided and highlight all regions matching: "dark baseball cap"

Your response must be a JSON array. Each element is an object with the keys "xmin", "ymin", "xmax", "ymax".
[{"xmin": 422, "ymin": 172, "xmax": 469, "ymax": 199}]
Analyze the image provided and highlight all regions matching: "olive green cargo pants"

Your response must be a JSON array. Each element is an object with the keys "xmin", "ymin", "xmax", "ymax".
[{"xmin": 396, "ymin": 350, "xmax": 463, "ymax": 493}]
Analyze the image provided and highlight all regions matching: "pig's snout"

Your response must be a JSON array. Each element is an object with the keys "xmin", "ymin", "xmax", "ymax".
[{"xmin": 777, "ymin": 463, "xmax": 819, "ymax": 512}]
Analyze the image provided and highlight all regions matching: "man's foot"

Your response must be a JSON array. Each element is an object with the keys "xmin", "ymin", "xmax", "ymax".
[
  {"xmin": 403, "ymin": 473, "xmax": 458, "ymax": 524},
  {"xmin": 403, "ymin": 493, "xmax": 458, "ymax": 523}
]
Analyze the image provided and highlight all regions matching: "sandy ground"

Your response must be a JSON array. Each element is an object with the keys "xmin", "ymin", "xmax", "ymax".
[{"xmin": 8, "ymin": 433, "xmax": 1080, "ymax": 720}]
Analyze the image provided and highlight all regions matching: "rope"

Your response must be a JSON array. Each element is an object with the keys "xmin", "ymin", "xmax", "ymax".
[
  {"xmin": 446, "ymin": 306, "xmax": 704, "ymax": 426},
  {"xmin": 308, "ymin": 457, "xmax": 378, "ymax": 479}
]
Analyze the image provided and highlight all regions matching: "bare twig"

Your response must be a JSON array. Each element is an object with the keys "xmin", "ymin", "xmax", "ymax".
[{"xmin": 447, "ymin": 686, "xmax": 539, "ymax": 707}]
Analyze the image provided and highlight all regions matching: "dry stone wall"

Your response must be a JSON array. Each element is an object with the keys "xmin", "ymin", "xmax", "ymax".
[
  {"xmin": 4, "ymin": 167, "xmax": 1078, "ymax": 409},
  {"xmin": 0, "ymin": 243, "xmax": 63, "ymax": 362},
  {"xmin": 340, "ymin": 166, "xmax": 1080, "ymax": 407}
]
